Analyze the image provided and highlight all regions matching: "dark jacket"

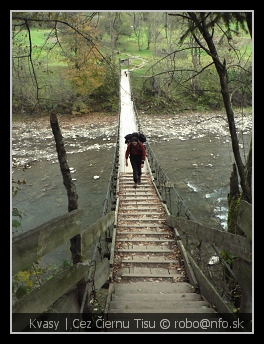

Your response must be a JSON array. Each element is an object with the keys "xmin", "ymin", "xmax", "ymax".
[{"xmin": 125, "ymin": 142, "xmax": 146, "ymax": 161}]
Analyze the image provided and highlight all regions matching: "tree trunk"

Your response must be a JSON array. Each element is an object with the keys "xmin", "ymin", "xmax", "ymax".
[
  {"xmin": 227, "ymin": 163, "xmax": 244, "ymax": 235},
  {"xmin": 244, "ymin": 138, "xmax": 252, "ymax": 200},
  {"xmin": 50, "ymin": 112, "xmax": 81, "ymax": 264},
  {"xmin": 188, "ymin": 12, "xmax": 252, "ymax": 205},
  {"xmin": 229, "ymin": 163, "xmax": 240, "ymax": 198}
]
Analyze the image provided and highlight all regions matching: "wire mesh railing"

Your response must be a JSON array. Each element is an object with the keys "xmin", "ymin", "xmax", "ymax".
[
  {"xmin": 130, "ymin": 73, "xmax": 238, "ymax": 312},
  {"xmin": 79, "ymin": 71, "xmax": 121, "ymax": 316}
]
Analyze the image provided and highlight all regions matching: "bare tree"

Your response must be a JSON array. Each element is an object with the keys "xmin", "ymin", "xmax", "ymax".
[
  {"xmin": 11, "ymin": 12, "xmax": 114, "ymax": 114},
  {"xmin": 168, "ymin": 11, "xmax": 252, "ymax": 204}
]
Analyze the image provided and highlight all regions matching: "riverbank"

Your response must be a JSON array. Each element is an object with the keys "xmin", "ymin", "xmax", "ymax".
[
  {"xmin": 12, "ymin": 112, "xmax": 118, "ymax": 134},
  {"xmin": 12, "ymin": 109, "xmax": 252, "ymax": 134},
  {"xmin": 12, "ymin": 109, "xmax": 252, "ymax": 162}
]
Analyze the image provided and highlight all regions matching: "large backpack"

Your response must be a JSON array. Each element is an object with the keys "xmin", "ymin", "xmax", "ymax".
[{"xmin": 124, "ymin": 132, "xmax": 146, "ymax": 144}]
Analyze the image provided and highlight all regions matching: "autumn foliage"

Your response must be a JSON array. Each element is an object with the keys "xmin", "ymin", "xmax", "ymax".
[{"xmin": 61, "ymin": 18, "xmax": 105, "ymax": 95}]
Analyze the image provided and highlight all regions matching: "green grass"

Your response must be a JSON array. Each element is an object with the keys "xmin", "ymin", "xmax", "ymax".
[
  {"xmin": 14, "ymin": 25, "xmax": 252, "ymax": 77},
  {"xmin": 14, "ymin": 28, "xmax": 67, "ymax": 66},
  {"xmin": 13, "ymin": 24, "xmax": 252, "ymax": 114},
  {"xmin": 30, "ymin": 28, "xmax": 50, "ymax": 45}
]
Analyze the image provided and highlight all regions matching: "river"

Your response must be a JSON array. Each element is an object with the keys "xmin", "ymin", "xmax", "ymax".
[{"xmin": 11, "ymin": 111, "xmax": 252, "ymax": 267}]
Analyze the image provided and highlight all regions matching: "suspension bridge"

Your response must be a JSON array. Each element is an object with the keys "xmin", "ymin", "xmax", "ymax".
[
  {"xmin": 12, "ymin": 66, "xmax": 252, "ymax": 333},
  {"xmin": 105, "ymin": 69, "xmax": 217, "ymax": 315}
]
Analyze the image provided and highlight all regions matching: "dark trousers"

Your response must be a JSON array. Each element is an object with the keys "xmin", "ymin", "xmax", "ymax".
[{"xmin": 130, "ymin": 155, "xmax": 142, "ymax": 183}]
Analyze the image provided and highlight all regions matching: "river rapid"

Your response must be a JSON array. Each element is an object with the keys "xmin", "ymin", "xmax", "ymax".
[{"xmin": 11, "ymin": 110, "xmax": 252, "ymax": 267}]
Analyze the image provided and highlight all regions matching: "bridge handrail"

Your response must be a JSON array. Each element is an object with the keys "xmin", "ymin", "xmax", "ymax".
[
  {"xmin": 131, "ymin": 87, "xmax": 195, "ymax": 220},
  {"xmin": 129, "ymin": 72, "xmax": 252, "ymax": 314},
  {"xmin": 79, "ymin": 70, "xmax": 123, "ymax": 313}
]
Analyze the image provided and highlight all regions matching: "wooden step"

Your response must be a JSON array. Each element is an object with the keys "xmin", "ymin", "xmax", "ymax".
[
  {"xmin": 116, "ymin": 238, "xmax": 174, "ymax": 242},
  {"xmin": 119, "ymin": 204, "xmax": 163, "ymax": 208},
  {"xmin": 119, "ymin": 206, "xmax": 163, "ymax": 210},
  {"xmin": 118, "ymin": 212, "xmax": 164, "ymax": 216},
  {"xmin": 118, "ymin": 219, "xmax": 165, "ymax": 223},
  {"xmin": 119, "ymin": 267, "xmax": 181, "ymax": 278},
  {"xmin": 119, "ymin": 199, "xmax": 158, "ymax": 202},
  {"xmin": 120, "ymin": 189, "xmax": 154, "ymax": 192},
  {"xmin": 119, "ymin": 192, "xmax": 157, "ymax": 201},
  {"xmin": 116, "ymin": 248, "xmax": 174, "ymax": 253},
  {"xmin": 111, "ymin": 292, "xmax": 201, "ymax": 301},
  {"xmin": 117, "ymin": 223, "xmax": 165, "ymax": 228},
  {"xmin": 119, "ymin": 258, "xmax": 179, "ymax": 264},
  {"xmin": 116, "ymin": 231, "xmax": 172, "ymax": 235},
  {"xmin": 108, "ymin": 300, "xmax": 212, "ymax": 310},
  {"xmin": 118, "ymin": 215, "xmax": 165, "ymax": 219},
  {"xmin": 111, "ymin": 281, "xmax": 195, "ymax": 293},
  {"xmin": 106, "ymin": 307, "xmax": 216, "ymax": 314}
]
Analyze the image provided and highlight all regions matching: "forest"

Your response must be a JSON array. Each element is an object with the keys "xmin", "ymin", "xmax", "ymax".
[{"xmin": 12, "ymin": 11, "xmax": 252, "ymax": 116}]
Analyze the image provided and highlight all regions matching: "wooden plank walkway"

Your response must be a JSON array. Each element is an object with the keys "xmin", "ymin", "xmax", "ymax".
[{"xmin": 104, "ymin": 172, "xmax": 216, "ymax": 317}]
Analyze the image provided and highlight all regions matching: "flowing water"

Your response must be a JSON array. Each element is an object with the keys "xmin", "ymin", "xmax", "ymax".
[{"xmin": 11, "ymin": 113, "xmax": 251, "ymax": 267}]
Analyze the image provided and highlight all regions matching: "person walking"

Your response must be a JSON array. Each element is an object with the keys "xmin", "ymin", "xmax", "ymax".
[{"xmin": 125, "ymin": 136, "xmax": 146, "ymax": 187}]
